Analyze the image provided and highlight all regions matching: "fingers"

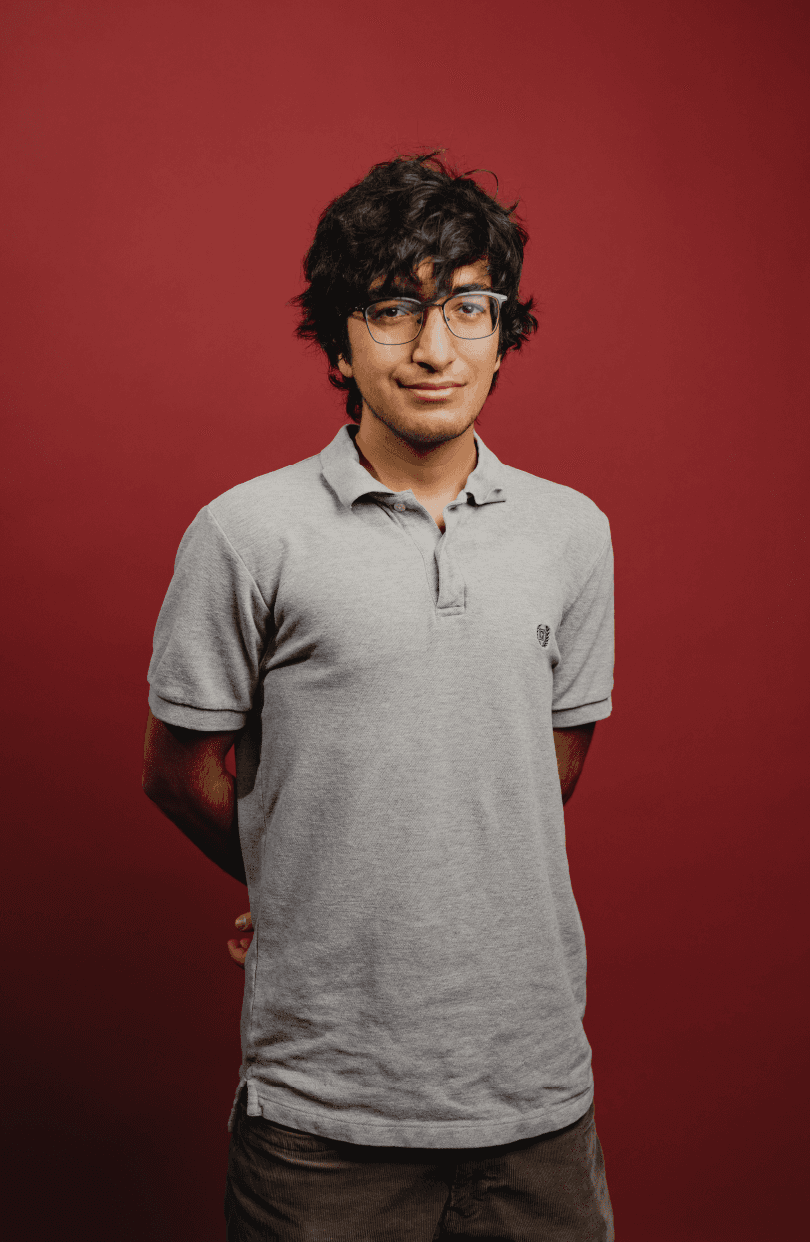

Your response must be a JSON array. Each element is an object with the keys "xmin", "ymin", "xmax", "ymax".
[
  {"xmin": 227, "ymin": 936, "xmax": 252, "ymax": 968},
  {"xmin": 228, "ymin": 912, "xmax": 253, "ymax": 969}
]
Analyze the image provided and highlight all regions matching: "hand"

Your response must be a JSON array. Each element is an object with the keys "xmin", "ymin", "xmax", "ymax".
[{"xmin": 227, "ymin": 911, "xmax": 253, "ymax": 968}]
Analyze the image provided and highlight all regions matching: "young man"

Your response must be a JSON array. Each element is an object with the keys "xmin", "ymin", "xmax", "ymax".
[{"xmin": 143, "ymin": 152, "xmax": 615, "ymax": 1241}]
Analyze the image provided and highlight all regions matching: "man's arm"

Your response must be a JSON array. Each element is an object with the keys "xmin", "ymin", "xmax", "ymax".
[
  {"xmin": 553, "ymin": 722, "xmax": 596, "ymax": 805},
  {"xmin": 142, "ymin": 708, "xmax": 246, "ymax": 885}
]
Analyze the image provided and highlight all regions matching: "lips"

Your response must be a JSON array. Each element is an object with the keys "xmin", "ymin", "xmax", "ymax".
[{"xmin": 401, "ymin": 383, "xmax": 463, "ymax": 390}]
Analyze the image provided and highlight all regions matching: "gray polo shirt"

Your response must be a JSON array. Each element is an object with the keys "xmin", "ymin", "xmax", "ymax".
[{"xmin": 148, "ymin": 422, "xmax": 614, "ymax": 1148}]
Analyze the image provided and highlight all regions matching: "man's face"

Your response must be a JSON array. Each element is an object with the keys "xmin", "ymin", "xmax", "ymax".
[{"xmin": 337, "ymin": 259, "xmax": 501, "ymax": 447}]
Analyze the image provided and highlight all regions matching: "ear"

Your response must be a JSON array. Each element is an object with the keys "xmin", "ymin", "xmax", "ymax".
[
  {"xmin": 337, "ymin": 355, "xmax": 353, "ymax": 379},
  {"xmin": 493, "ymin": 354, "xmax": 502, "ymax": 374}
]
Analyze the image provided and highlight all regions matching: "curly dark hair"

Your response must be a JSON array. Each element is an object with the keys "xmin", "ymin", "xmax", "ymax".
[{"xmin": 290, "ymin": 150, "xmax": 538, "ymax": 423}]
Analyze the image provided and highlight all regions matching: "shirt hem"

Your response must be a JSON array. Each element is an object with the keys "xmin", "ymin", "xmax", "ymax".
[
  {"xmin": 552, "ymin": 697, "xmax": 612, "ymax": 728},
  {"xmin": 228, "ymin": 1077, "xmax": 595, "ymax": 1148},
  {"xmin": 148, "ymin": 688, "xmax": 247, "ymax": 731}
]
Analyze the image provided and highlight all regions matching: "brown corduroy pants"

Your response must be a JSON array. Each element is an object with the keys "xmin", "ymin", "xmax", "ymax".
[{"xmin": 225, "ymin": 1087, "xmax": 614, "ymax": 1241}]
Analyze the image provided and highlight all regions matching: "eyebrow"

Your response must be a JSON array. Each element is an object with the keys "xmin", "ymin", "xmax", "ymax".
[{"xmin": 370, "ymin": 281, "xmax": 494, "ymax": 301}]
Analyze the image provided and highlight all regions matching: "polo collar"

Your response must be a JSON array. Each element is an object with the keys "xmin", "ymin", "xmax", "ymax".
[{"xmin": 320, "ymin": 422, "xmax": 508, "ymax": 510}]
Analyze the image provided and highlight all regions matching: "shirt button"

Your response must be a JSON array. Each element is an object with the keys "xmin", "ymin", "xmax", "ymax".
[{"xmin": 393, "ymin": 502, "xmax": 406, "ymax": 511}]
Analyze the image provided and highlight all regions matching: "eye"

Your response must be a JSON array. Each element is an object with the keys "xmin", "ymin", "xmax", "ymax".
[
  {"xmin": 368, "ymin": 299, "xmax": 418, "ymax": 321},
  {"xmin": 447, "ymin": 295, "xmax": 491, "ymax": 320}
]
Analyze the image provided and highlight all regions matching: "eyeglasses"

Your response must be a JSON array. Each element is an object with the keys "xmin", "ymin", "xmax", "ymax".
[{"xmin": 351, "ymin": 291, "xmax": 508, "ymax": 345}]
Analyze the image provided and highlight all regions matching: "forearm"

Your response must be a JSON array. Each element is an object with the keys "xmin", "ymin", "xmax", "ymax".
[
  {"xmin": 145, "ymin": 769, "xmax": 246, "ymax": 885},
  {"xmin": 554, "ymin": 721, "xmax": 596, "ymax": 806}
]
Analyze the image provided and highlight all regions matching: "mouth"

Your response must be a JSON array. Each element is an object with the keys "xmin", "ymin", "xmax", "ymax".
[{"xmin": 400, "ymin": 382, "xmax": 464, "ymax": 400}]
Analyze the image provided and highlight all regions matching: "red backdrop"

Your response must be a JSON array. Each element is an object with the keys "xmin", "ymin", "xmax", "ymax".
[{"xmin": 2, "ymin": 1, "xmax": 807, "ymax": 1237}]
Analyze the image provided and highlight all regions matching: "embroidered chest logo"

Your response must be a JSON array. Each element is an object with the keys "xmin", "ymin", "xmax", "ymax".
[{"xmin": 536, "ymin": 624, "xmax": 551, "ymax": 648}]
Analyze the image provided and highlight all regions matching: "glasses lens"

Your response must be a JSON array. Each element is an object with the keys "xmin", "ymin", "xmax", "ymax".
[
  {"xmin": 444, "ymin": 293, "xmax": 500, "ymax": 339},
  {"xmin": 365, "ymin": 294, "xmax": 501, "ymax": 343},
  {"xmin": 366, "ymin": 299, "xmax": 422, "ymax": 344}
]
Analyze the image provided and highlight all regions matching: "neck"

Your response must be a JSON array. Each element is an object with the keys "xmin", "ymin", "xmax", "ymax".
[{"xmin": 353, "ymin": 414, "xmax": 478, "ymax": 499}]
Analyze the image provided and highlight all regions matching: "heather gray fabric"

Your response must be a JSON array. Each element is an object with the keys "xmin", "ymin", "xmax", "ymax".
[{"xmin": 147, "ymin": 423, "xmax": 614, "ymax": 1149}]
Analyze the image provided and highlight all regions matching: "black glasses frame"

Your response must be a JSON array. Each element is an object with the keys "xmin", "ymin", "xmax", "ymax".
[{"xmin": 350, "ymin": 291, "xmax": 508, "ymax": 344}]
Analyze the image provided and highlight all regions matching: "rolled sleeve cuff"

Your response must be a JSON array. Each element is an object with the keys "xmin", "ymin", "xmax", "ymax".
[
  {"xmin": 551, "ymin": 695, "xmax": 612, "ymax": 729},
  {"xmin": 148, "ymin": 687, "xmax": 248, "ymax": 732}
]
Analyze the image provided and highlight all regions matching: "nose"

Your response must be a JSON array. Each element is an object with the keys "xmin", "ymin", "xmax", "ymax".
[{"xmin": 410, "ymin": 305, "xmax": 457, "ymax": 369}]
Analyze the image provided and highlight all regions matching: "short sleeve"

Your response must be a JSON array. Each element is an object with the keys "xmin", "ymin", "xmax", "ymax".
[
  {"xmin": 147, "ymin": 506, "xmax": 271, "ymax": 731},
  {"xmin": 551, "ymin": 528, "xmax": 614, "ymax": 728}
]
